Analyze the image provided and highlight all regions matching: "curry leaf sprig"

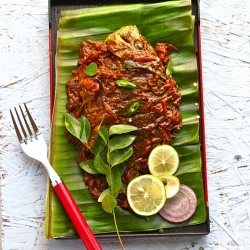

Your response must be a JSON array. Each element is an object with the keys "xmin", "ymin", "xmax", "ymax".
[{"xmin": 65, "ymin": 113, "xmax": 138, "ymax": 249}]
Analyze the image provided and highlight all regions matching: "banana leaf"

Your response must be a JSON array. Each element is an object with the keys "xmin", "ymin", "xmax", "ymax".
[{"xmin": 46, "ymin": 0, "xmax": 206, "ymax": 239}]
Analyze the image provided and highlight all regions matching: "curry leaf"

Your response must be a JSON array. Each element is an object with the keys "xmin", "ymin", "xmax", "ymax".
[
  {"xmin": 109, "ymin": 135, "xmax": 136, "ymax": 152},
  {"xmin": 106, "ymin": 166, "xmax": 122, "ymax": 195},
  {"xmin": 98, "ymin": 114, "xmax": 106, "ymax": 131},
  {"xmin": 99, "ymin": 125, "xmax": 108, "ymax": 144},
  {"xmin": 110, "ymin": 166, "xmax": 123, "ymax": 195},
  {"xmin": 109, "ymin": 124, "xmax": 138, "ymax": 136},
  {"xmin": 117, "ymin": 162, "xmax": 125, "ymax": 176},
  {"xmin": 102, "ymin": 194, "xmax": 117, "ymax": 213},
  {"xmin": 98, "ymin": 188, "xmax": 110, "ymax": 202},
  {"xmin": 92, "ymin": 134, "xmax": 106, "ymax": 154},
  {"xmin": 80, "ymin": 115, "xmax": 91, "ymax": 144},
  {"xmin": 110, "ymin": 146, "xmax": 133, "ymax": 166},
  {"xmin": 79, "ymin": 160, "xmax": 99, "ymax": 174},
  {"xmin": 94, "ymin": 152, "xmax": 110, "ymax": 176},
  {"xmin": 86, "ymin": 62, "xmax": 97, "ymax": 76},
  {"xmin": 100, "ymin": 145, "xmax": 108, "ymax": 164},
  {"xmin": 65, "ymin": 113, "xmax": 81, "ymax": 139},
  {"xmin": 106, "ymin": 165, "xmax": 125, "ymax": 197}
]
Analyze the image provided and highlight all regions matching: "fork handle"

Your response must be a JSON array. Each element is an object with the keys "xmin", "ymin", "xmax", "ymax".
[{"xmin": 53, "ymin": 182, "xmax": 102, "ymax": 250}]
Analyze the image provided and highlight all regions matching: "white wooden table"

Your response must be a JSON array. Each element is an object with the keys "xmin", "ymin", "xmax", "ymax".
[{"xmin": 1, "ymin": 0, "xmax": 250, "ymax": 249}]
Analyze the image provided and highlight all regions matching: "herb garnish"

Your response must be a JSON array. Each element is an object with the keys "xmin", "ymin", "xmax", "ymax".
[
  {"xmin": 65, "ymin": 113, "xmax": 138, "ymax": 249},
  {"xmin": 166, "ymin": 58, "xmax": 173, "ymax": 76},
  {"xmin": 85, "ymin": 62, "xmax": 98, "ymax": 76},
  {"xmin": 115, "ymin": 79, "xmax": 136, "ymax": 89},
  {"xmin": 127, "ymin": 102, "xmax": 140, "ymax": 116}
]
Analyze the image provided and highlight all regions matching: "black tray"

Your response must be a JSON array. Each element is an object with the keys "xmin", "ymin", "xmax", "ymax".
[{"xmin": 49, "ymin": 0, "xmax": 210, "ymax": 237}]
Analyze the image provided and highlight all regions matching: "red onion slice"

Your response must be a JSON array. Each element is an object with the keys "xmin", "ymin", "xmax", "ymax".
[{"xmin": 159, "ymin": 184, "xmax": 197, "ymax": 223}]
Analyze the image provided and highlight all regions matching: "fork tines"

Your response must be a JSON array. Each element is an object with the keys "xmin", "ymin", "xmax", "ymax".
[{"xmin": 10, "ymin": 103, "xmax": 40, "ymax": 143}]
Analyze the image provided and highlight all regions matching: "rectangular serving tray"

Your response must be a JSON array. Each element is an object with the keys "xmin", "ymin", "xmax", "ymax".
[{"xmin": 48, "ymin": 0, "xmax": 210, "ymax": 237}]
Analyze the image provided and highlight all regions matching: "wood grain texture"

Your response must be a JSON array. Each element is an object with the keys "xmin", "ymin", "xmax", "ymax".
[{"xmin": 1, "ymin": 0, "xmax": 250, "ymax": 249}]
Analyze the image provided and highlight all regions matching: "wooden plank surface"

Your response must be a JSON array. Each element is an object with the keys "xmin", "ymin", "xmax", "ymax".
[{"xmin": 1, "ymin": 0, "xmax": 250, "ymax": 249}]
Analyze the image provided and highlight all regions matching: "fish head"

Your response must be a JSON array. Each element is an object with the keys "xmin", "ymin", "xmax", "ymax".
[{"xmin": 105, "ymin": 26, "xmax": 158, "ymax": 63}]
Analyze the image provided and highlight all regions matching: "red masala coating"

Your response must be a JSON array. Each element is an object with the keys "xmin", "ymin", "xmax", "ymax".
[{"xmin": 66, "ymin": 26, "xmax": 182, "ymax": 210}]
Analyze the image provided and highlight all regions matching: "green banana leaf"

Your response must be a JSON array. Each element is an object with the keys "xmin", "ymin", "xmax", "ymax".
[{"xmin": 46, "ymin": 0, "xmax": 206, "ymax": 239}]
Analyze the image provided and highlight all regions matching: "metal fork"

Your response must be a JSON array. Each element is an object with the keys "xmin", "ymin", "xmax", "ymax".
[{"xmin": 10, "ymin": 103, "xmax": 102, "ymax": 250}]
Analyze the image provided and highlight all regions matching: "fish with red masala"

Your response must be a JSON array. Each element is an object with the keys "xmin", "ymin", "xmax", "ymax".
[{"xmin": 66, "ymin": 26, "xmax": 182, "ymax": 210}]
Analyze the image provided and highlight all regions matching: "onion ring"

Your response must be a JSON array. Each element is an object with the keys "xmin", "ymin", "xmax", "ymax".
[{"xmin": 159, "ymin": 184, "xmax": 197, "ymax": 223}]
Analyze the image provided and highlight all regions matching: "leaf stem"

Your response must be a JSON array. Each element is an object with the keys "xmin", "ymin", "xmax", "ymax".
[
  {"xmin": 84, "ymin": 143, "xmax": 96, "ymax": 156},
  {"xmin": 112, "ymin": 209, "xmax": 125, "ymax": 250}
]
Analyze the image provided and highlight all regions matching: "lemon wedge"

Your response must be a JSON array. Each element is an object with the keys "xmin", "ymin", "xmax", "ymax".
[
  {"xmin": 157, "ymin": 175, "xmax": 180, "ymax": 198},
  {"xmin": 148, "ymin": 145, "xmax": 179, "ymax": 176},
  {"xmin": 127, "ymin": 175, "xmax": 166, "ymax": 216}
]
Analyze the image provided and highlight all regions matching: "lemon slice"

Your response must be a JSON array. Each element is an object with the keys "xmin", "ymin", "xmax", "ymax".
[
  {"xmin": 157, "ymin": 175, "xmax": 180, "ymax": 198},
  {"xmin": 148, "ymin": 145, "xmax": 179, "ymax": 176},
  {"xmin": 127, "ymin": 175, "xmax": 166, "ymax": 216}
]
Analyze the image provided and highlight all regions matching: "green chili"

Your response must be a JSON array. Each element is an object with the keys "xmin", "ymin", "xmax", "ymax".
[
  {"xmin": 115, "ymin": 80, "xmax": 136, "ymax": 89},
  {"xmin": 86, "ymin": 62, "xmax": 97, "ymax": 76},
  {"xmin": 166, "ymin": 58, "xmax": 173, "ymax": 76},
  {"xmin": 128, "ymin": 102, "xmax": 140, "ymax": 116}
]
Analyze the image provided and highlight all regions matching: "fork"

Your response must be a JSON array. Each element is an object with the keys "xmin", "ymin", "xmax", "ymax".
[{"xmin": 10, "ymin": 103, "xmax": 102, "ymax": 250}]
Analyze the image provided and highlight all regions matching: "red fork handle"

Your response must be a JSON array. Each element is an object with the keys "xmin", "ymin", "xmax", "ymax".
[{"xmin": 53, "ymin": 182, "xmax": 102, "ymax": 250}]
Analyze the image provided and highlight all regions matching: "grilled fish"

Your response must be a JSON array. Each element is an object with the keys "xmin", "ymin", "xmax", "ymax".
[{"xmin": 66, "ymin": 25, "xmax": 182, "ymax": 210}]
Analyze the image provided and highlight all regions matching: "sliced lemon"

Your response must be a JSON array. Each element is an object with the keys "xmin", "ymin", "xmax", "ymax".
[
  {"xmin": 157, "ymin": 175, "xmax": 180, "ymax": 198},
  {"xmin": 127, "ymin": 175, "xmax": 166, "ymax": 216},
  {"xmin": 148, "ymin": 145, "xmax": 179, "ymax": 176}
]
